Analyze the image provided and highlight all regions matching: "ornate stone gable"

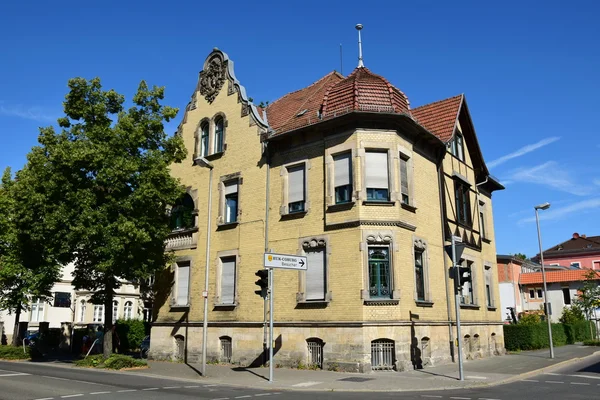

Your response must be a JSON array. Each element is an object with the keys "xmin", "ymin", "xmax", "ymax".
[{"xmin": 199, "ymin": 56, "xmax": 228, "ymax": 104}]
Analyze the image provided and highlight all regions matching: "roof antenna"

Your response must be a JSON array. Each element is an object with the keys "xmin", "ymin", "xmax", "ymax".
[
  {"xmin": 356, "ymin": 24, "xmax": 364, "ymax": 68},
  {"xmin": 339, "ymin": 43, "xmax": 343, "ymax": 75}
]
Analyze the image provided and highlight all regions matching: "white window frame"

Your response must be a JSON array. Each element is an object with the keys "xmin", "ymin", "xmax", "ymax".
[
  {"xmin": 172, "ymin": 259, "xmax": 191, "ymax": 307},
  {"xmin": 593, "ymin": 260, "xmax": 600, "ymax": 270},
  {"xmin": 280, "ymin": 160, "xmax": 310, "ymax": 216},
  {"xmin": 30, "ymin": 298, "xmax": 45, "ymax": 322},
  {"xmin": 112, "ymin": 300, "xmax": 119, "ymax": 322},
  {"xmin": 215, "ymin": 250, "xmax": 239, "ymax": 306},
  {"xmin": 536, "ymin": 287, "xmax": 543, "ymax": 299},
  {"xmin": 93, "ymin": 305, "xmax": 105, "ymax": 323},
  {"xmin": 79, "ymin": 300, "xmax": 87, "ymax": 323},
  {"xmin": 124, "ymin": 301, "xmax": 133, "ymax": 320},
  {"xmin": 528, "ymin": 288, "xmax": 535, "ymax": 299}
]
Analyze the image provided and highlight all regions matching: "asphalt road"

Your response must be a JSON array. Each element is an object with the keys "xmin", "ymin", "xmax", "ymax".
[{"xmin": 0, "ymin": 354, "xmax": 599, "ymax": 400}]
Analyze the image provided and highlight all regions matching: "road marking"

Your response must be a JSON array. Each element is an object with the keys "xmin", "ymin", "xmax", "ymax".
[
  {"xmin": 0, "ymin": 372, "xmax": 30, "ymax": 377},
  {"xmin": 545, "ymin": 381, "xmax": 564, "ymax": 384},
  {"xmin": 450, "ymin": 397, "xmax": 471, "ymax": 400},
  {"xmin": 117, "ymin": 389, "xmax": 137, "ymax": 393},
  {"xmin": 466, "ymin": 375, "xmax": 488, "ymax": 380},
  {"xmin": 41, "ymin": 375, "xmax": 100, "ymax": 385},
  {"xmin": 235, "ymin": 396, "xmax": 252, "ymax": 399},
  {"xmin": 211, "ymin": 398, "xmax": 229, "ymax": 400},
  {"xmin": 34, "ymin": 398, "xmax": 54, "ymax": 400},
  {"xmin": 478, "ymin": 398, "xmax": 500, "ymax": 400},
  {"xmin": 142, "ymin": 387, "xmax": 159, "ymax": 391},
  {"xmin": 569, "ymin": 374, "xmax": 600, "ymax": 380},
  {"xmin": 163, "ymin": 386, "xmax": 181, "ymax": 389},
  {"xmin": 522, "ymin": 379, "xmax": 539, "ymax": 382},
  {"xmin": 571, "ymin": 382, "xmax": 590, "ymax": 385},
  {"xmin": 545, "ymin": 372, "xmax": 561, "ymax": 376},
  {"xmin": 204, "ymin": 384, "xmax": 218, "ymax": 387},
  {"xmin": 89, "ymin": 392, "xmax": 111, "ymax": 395},
  {"xmin": 185, "ymin": 385, "xmax": 200, "ymax": 388},
  {"xmin": 61, "ymin": 395, "xmax": 83, "ymax": 399},
  {"xmin": 292, "ymin": 381, "xmax": 323, "ymax": 387},
  {"xmin": 254, "ymin": 395, "xmax": 272, "ymax": 397},
  {"xmin": 421, "ymin": 396, "xmax": 442, "ymax": 399}
]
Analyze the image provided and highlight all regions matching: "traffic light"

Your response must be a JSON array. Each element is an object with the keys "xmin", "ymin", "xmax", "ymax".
[
  {"xmin": 451, "ymin": 266, "xmax": 472, "ymax": 290},
  {"xmin": 255, "ymin": 269, "xmax": 269, "ymax": 298}
]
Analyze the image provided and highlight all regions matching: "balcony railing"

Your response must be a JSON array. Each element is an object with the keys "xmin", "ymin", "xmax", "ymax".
[{"xmin": 166, "ymin": 228, "xmax": 197, "ymax": 250}]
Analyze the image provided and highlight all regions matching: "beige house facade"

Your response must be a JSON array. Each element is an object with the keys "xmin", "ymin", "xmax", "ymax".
[{"xmin": 150, "ymin": 48, "xmax": 505, "ymax": 372}]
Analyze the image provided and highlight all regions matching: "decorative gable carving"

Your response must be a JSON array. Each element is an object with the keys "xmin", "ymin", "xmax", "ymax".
[
  {"xmin": 366, "ymin": 233, "xmax": 393, "ymax": 244},
  {"xmin": 414, "ymin": 239, "xmax": 427, "ymax": 251},
  {"xmin": 302, "ymin": 238, "xmax": 326, "ymax": 249},
  {"xmin": 199, "ymin": 57, "xmax": 227, "ymax": 104}
]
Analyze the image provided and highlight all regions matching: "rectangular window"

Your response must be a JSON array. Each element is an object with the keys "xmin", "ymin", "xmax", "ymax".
[
  {"xmin": 30, "ymin": 298, "xmax": 44, "ymax": 322},
  {"xmin": 333, "ymin": 152, "xmax": 352, "ymax": 204},
  {"xmin": 220, "ymin": 257, "xmax": 236, "ymax": 305},
  {"xmin": 368, "ymin": 246, "xmax": 391, "ymax": 298},
  {"xmin": 400, "ymin": 155, "xmax": 410, "ymax": 205},
  {"xmin": 175, "ymin": 261, "xmax": 190, "ymax": 306},
  {"xmin": 562, "ymin": 288, "xmax": 571, "ymax": 305},
  {"xmin": 454, "ymin": 181, "xmax": 471, "ymax": 226},
  {"xmin": 536, "ymin": 288, "xmax": 543, "ymax": 299},
  {"xmin": 594, "ymin": 261, "xmax": 600, "ymax": 270},
  {"xmin": 305, "ymin": 248, "xmax": 326, "ymax": 301},
  {"xmin": 53, "ymin": 292, "xmax": 71, "ymax": 308},
  {"xmin": 459, "ymin": 260, "xmax": 474, "ymax": 305},
  {"xmin": 365, "ymin": 151, "xmax": 389, "ymax": 201},
  {"xmin": 452, "ymin": 133, "xmax": 465, "ymax": 161},
  {"xmin": 479, "ymin": 201, "xmax": 486, "ymax": 239},
  {"xmin": 529, "ymin": 288, "xmax": 535, "ymax": 299},
  {"xmin": 224, "ymin": 181, "xmax": 239, "ymax": 223},
  {"xmin": 571, "ymin": 262, "xmax": 581, "ymax": 268},
  {"xmin": 93, "ymin": 305, "xmax": 104, "ymax": 323},
  {"xmin": 485, "ymin": 266, "xmax": 493, "ymax": 307},
  {"xmin": 288, "ymin": 164, "xmax": 305, "ymax": 213},
  {"xmin": 415, "ymin": 250, "xmax": 425, "ymax": 301}
]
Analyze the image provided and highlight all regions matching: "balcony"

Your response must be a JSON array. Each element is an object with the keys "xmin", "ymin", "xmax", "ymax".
[{"xmin": 166, "ymin": 228, "xmax": 198, "ymax": 251}]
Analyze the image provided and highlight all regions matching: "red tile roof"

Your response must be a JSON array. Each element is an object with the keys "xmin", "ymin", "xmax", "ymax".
[
  {"xmin": 266, "ymin": 71, "xmax": 344, "ymax": 135},
  {"xmin": 520, "ymin": 269, "xmax": 600, "ymax": 285},
  {"xmin": 411, "ymin": 94, "xmax": 463, "ymax": 143}
]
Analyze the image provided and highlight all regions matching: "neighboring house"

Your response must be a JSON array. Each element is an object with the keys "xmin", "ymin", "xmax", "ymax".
[
  {"xmin": 519, "ymin": 269, "xmax": 600, "ymax": 322},
  {"xmin": 151, "ymin": 47, "xmax": 504, "ymax": 372},
  {"xmin": 497, "ymin": 255, "xmax": 566, "ymax": 322},
  {"xmin": 534, "ymin": 233, "xmax": 600, "ymax": 270},
  {"xmin": 0, "ymin": 263, "xmax": 144, "ymax": 343}
]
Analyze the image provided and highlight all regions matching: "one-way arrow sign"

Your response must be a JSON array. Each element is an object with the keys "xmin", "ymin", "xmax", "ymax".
[{"xmin": 264, "ymin": 253, "xmax": 308, "ymax": 270}]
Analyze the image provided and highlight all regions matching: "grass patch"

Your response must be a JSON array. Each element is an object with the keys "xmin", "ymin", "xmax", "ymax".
[
  {"xmin": 583, "ymin": 340, "xmax": 600, "ymax": 346},
  {"xmin": 75, "ymin": 354, "xmax": 147, "ymax": 370},
  {"xmin": 0, "ymin": 345, "xmax": 31, "ymax": 360}
]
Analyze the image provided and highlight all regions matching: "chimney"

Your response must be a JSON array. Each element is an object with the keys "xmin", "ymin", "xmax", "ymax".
[
  {"xmin": 581, "ymin": 234, "xmax": 587, "ymax": 238},
  {"xmin": 573, "ymin": 232, "xmax": 580, "ymax": 239}
]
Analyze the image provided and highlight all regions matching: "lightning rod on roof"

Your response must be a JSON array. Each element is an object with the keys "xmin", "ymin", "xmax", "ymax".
[{"xmin": 356, "ymin": 24, "xmax": 364, "ymax": 68}]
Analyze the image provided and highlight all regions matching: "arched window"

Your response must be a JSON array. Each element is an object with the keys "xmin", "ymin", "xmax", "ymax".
[
  {"xmin": 464, "ymin": 334, "xmax": 472, "ymax": 354},
  {"xmin": 220, "ymin": 336, "xmax": 232, "ymax": 363},
  {"xmin": 124, "ymin": 301, "xmax": 133, "ymax": 320},
  {"xmin": 79, "ymin": 300, "xmax": 87, "ymax": 322},
  {"xmin": 491, "ymin": 332, "xmax": 498, "ymax": 355},
  {"xmin": 371, "ymin": 338, "xmax": 395, "ymax": 370},
  {"xmin": 307, "ymin": 338, "xmax": 324, "ymax": 369},
  {"xmin": 112, "ymin": 300, "xmax": 119, "ymax": 322},
  {"xmin": 214, "ymin": 117, "xmax": 224, "ymax": 153},
  {"xmin": 200, "ymin": 122, "xmax": 209, "ymax": 157},
  {"xmin": 473, "ymin": 334, "xmax": 481, "ymax": 352},
  {"xmin": 421, "ymin": 337, "xmax": 431, "ymax": 360},
  {"xmin": 170, "ymin": 193, "xmax": 195, "ymax": 230},
  {"xmin": 174, "ymin": 335, "xmax": 185, "ymax": 361}
]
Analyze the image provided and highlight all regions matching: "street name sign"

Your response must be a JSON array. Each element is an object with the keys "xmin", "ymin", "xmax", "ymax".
[{"xmin": 264, "ymin": 253, "xmax": 307, "ymax": 270}]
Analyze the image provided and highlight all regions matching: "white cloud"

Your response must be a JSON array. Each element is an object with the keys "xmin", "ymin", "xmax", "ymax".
[
  {"xmin": 487, "ymin": 137, "xmax": 560, "ymax": 169},
  {"xmin": 0, "ymin": 104, "xmax": 55, "ymax": 122},
  {"xmin": 502, "ymin": 161, "xmax": 592, "ymax": 196},
  {"xmin": 519, "ymin": 198, "xmax": 600, "ymax": 223}
]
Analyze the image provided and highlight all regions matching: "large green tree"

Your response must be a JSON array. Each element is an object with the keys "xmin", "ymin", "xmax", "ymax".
[
  {"xmin": 24, "ymin": 77, "xmax": 186, "ymax": 356},
  {"xmin": 0, "ymin": 168, "xmax": 61, "ymax": 345},
  {"xmin": 574, "ymin": 270, "xmax": 600, "ymax": 339}
]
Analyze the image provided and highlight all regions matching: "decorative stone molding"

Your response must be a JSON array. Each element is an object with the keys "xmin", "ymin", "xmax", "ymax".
[
  {"xmin": 302, "ymin": 238, "xmax": 326, "ymax": 249},
  {"xmin": 414, "ymin": 239, "xmax": 427, "ymax": 252},
  {"xmin": 199, "ymin": 56, "xmax": 227, "ymax": 104},
  {"xmin": 366, "ymin": 233, "xmax": 393, "ymax": 244}
]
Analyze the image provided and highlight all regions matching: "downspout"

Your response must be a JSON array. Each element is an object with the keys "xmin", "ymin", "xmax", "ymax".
[
  {"xmin": 438, "ymin": 151, "xmax": 455, "ymax": 361},
  {"xmin": 197, "ymin": 156, "xmax": 214, "ymax": 377},
  {"xmin": 263, "ymin": 141, "xmax": 270, "ymax": 366}
]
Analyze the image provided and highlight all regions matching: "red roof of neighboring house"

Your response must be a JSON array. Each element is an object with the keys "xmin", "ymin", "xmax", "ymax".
[
  {"xmin": 411, "ymin": 94, "xmax": 463, "ymax": 143},
  {"xmin": 520, "ymin": 269, "xmax": 600, "ymax": 285}
]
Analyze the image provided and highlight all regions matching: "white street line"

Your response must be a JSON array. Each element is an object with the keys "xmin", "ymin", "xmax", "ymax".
[
  {"xmin": 89, "ymin": 392, "xmax": 111, "ymax": 395},
  {"xmin": 61, "ymin": 395, "xmax": 83, "ymax": 399},
  {"xmin": 466, "ymin": 375, "xmax": 488, "ymax": 380},
  {"xmin": 163, "ymin": 386, "xmax": 181, "ymax": 389},
  {"xmin": 142, "ymin": 387, "xmax": 159, "ymax": 391},
  {"xmin": 545, "ymin": 381, "xmax": 564, "ymax": 384},
  {"xmin": 204, "ymin": 384, "xmax": 218, "ymax": 387},
  {"xmin": 571, "ymin": 382, "xmax": 590, "ymax": 385},
  {"xmin": 450, "ymin": 397, "xmax": 471, "ymax": 400},
  {"xmin": 421, "ymin": 396, "xmax": 442, "ymax": 399},
  {"xmin": 235, "ymin": 396, "xmax": 252, "ymax": 399},
  {"xmin": 34, "ymin": 398, "xmax": 54, "ymax": 400},
  {"xmin": 545, "ymin": 372, "xmax": 561, "ymax": 376},
  {"xmin": 211, "ymin": 398, "xmax": 229, "ymax": 400},
  {"xmin": 254, "ymin": 395, "xmax": 272, "ymax": 397},
  {"xmin": 117, "ymin": 389, "xmax": 137, "ymax": 393},
  {"xmin": 291, "ymin": 381, "xmax": 323, "ymax": 387},
  {"xmin": 185, "ymin": 385, "xmax": 200, "ymax": 388},
  {"xmin": 478, "ymin": 398, "xmax": 501, "ymax": 400},
  {"xmin": 522, "ymin": 379, "xmax": 539, "ymax": 382},
  {"xmin": 569, "ymin": 374, "xmax": 600, "ymax": 380},
  {"xmin": 0, "ymin": 372, "xmax": 30, "ymax": 377}
]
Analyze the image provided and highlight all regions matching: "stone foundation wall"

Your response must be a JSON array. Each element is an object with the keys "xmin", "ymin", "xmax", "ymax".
[{"xmin": 150, "ymin": 322, "xmax": 505, "ymax": 372}]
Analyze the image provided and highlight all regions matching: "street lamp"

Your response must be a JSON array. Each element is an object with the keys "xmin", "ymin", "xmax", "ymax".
[{"xmin": 535, "ymin": 202, "xmax": 554, "ymax": 359}]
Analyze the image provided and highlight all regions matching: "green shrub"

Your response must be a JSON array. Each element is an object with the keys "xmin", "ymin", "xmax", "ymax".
[
  {"xmin": 518, "ymin": 313, "xmax": 542, "ymax": 325},
  {"xmin": 559, "ymin": 305, "xmax": 585, "ymax": 324},
  {"xmin": 75, "ymin": 354, "xmax": 105, "ymax": 368},
  {"xmin": 103, "ymin": 354, "xmax": 146, "ymax": 370},
  {"xmin": 504, "ymin": 323, "xmax": 567, "ymax": 351},
  {"xmin": 0, "ymin": 345, "xmax": 31, "ymax": 360},
  {"xmin": 583, "ymin": 340, "xmax": 600, "ymax": 346},
  {"xmin": 115, "ymin": 319, "xmax": 148, "ymax": 352},
  {"xmin": 565, "ymin": 321, "xmax": 596, "ymax": 343}
]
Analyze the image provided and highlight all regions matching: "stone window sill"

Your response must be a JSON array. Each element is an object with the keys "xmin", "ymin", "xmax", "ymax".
[
  {"xmin": 217, "ymin": 221, "xmax": 239, "ymax": 229},
  {"xmin": 482, "ymin": 238, "xmax": 492, "ymax": 244},
  {"xmin": 487, "ymin": 306, "xmax": 497, "ymax": 311},
  {"xmin": 169, "ymin": 227, "xmax": 198, "ymax": 235},
  {"xmin": 213, "ymin": 303, "xmax": 237, "ymax": 309},
  {"xmin": 204, "ymin": 151, "xmax": 225, "ymax": 161},
  {"xmin": 415, "ymin": 300, "xmax": 434, "ymax": 307},
  {"xmin": 170, "ymin": 303, "xmax": 190, "ymax": 310},
  {"xmin": 401, "ymin": 203, "xmax": 417, "ymax": 213},
  {"xmin": 362, "ymin": 201, "xmax": 396, "ymax": 206},
  {"xmin": 460, "ymin": 303, "xmax": 480, "ymax": 310},
  {"xmin": 281, "ymin": 211, "xmax": 308, "ymax": 220},
  {"xmin": 327, "ymin": 202, "xmax": 355, "ymax": 212},
  {"xmin": 363, "ymin": 299, "xmax": 399, "ymax": 306}
]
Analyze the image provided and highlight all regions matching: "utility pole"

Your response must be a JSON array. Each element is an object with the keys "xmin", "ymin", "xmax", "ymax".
[{"xmin": 451, "ymin": 235, "xmax": 464, "ymax": 381}]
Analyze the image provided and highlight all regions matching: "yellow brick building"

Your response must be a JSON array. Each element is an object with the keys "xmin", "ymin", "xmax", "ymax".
[{"xmin": 150, "ymin": 48, "xmax": 505, "ymax": 372}]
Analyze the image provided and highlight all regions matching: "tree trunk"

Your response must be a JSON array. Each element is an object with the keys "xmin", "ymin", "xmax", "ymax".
[
  {"xmin": 103, "ymin": 291, "xmax": 113, "ymax": 358},
  {"xmin": 11, "ymin": 306, "xmax": 21, "ymax": 346}
]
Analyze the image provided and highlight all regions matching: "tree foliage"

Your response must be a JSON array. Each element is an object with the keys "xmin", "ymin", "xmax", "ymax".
[
  {"xmin": 559, "ymin": 303, "xmax": 585, "ymax": 324},
  {"xmin": 24, "ymin": 77, "xmax": 186, "ymax": 356}
]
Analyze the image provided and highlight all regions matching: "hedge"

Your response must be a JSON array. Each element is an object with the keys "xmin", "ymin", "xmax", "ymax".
[
  {"xmin": 564, "ymin": 321, "xmax": 596, "ymax": 344},
  {"xmin": 504, "ymin": 323, "xmax": 567, "ymax": 351},
  {"xmin": 115, "ymin": 319, "xmax": 149, "ymax": 353}
]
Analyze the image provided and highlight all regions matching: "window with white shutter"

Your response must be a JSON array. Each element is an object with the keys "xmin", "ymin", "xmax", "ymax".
[
  {"xmin": 220, "ymin": 257, "xmax": 236, "ymax": 305},
  {"xmin": 288, "ymin": 164, "xmax": 305, "ymax": 213},
  {"xmin": 365, "ymin": 151, "xmax": 389, "ymax": 201},
  {"xmin": 305, "ymin": 248, "xmax": 326, "ymax": 301},
  {"xmin": 334, "ymin": 153, "xmax": 352, "ymax": 204},
  {"xmin": 175, "ymin": 262, "xmax": 190, "ymax": 306}
]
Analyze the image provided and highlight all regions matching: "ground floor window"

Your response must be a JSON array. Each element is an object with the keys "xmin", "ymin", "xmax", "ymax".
[
  {"xmin": 371, "ymin": 339, "xmax": 395, "ymax": 370},
  {"xmin": 220, "ymin": 336, "xmax": 232, "ymax": 363},
  {"xmin": 307, "ymin": 338, "xmax": 324, "ymax": 369}
]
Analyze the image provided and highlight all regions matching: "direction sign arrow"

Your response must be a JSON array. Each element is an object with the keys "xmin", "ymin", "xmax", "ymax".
[{"xmin": 264, "ymin": 252, "xmax": 308, "ymax": 270}]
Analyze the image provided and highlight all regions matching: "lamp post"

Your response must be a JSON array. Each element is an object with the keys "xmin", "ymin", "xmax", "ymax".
[
  {"xmin": 196, "ymin": 157, "xmax": 214, "ymax": 376},
  {"xmin": 535, "ymin": 202, "xmax": 554, "ymax": 359}
]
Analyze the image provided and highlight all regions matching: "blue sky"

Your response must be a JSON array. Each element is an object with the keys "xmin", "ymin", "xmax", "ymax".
[{"xmin": 1, "ymin": 0, "xmax": 598, "ymax": 257}]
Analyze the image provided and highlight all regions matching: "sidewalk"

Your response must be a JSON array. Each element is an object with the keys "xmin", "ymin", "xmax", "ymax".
[{"xmin": 128, "ymin": 344, "xmax": 600, "ymax": 392}]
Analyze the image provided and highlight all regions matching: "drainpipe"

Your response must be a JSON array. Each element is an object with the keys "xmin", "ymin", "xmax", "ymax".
[{"xmin": 196, "ymin": 156, "xmax": 214, "ymax": 377}]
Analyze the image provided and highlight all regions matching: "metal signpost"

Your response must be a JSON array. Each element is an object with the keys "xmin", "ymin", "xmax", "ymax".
[
  {"xmin": 451, "ymin": 235, "xmax": 465, "ymax": 381},
  {"xmin": 263, "ymin": 252, "xmax": 307, "ymax": 382}
]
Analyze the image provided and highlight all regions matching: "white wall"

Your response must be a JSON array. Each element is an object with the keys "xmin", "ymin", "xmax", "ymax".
[{"xmin": 499, "ymin": 283, "xmax": 516, "ymax": 322}]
